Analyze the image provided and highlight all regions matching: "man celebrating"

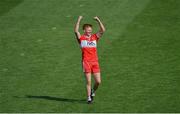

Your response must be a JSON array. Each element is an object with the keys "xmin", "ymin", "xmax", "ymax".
[{"xmin": 74, "ymin": 16, "xmax": 105, "ymax": 104}]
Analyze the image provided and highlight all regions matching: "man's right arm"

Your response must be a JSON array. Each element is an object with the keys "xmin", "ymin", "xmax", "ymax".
[{"xmin": 74, "ymin": 16, "xmax": 83, "ymax": 39}]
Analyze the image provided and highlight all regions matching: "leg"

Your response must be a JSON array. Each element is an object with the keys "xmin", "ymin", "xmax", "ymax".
[
  {"xmin": 93, "ymin": 72, "xmax": 101, "ymax": 92},
  {"xmin": 85, "ymin": 73, "xmax": 92, "ymax": 97},
  {"xmin": 83, "ymin": 61, "xmax": 93, "ymax": 103}
]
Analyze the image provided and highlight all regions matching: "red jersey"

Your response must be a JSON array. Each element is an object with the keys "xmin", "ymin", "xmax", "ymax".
[{"xmin": 79, "ymin": 34, "xmax": 99, "ymax": 62}]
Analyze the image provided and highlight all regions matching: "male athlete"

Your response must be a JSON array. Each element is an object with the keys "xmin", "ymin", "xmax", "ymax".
[{"xmin": 74, "ymin": 16, "xmax": 105, "ymax": 104}]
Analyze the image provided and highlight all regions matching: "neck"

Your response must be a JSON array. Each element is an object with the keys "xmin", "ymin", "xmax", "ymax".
[{"xmin": 85, "ymin": 33, "xmax": 91, "ymax": 37}]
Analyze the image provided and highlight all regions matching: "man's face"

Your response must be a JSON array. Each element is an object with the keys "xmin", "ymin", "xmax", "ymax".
[{"xmin": 84, "ymin": 27, "xmax": 92, "ymax": 35}]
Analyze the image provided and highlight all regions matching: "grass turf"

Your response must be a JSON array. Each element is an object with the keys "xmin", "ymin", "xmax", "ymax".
[{"xmin": 0, "ymin": 0, "xmax": 180, "ymax": 112}]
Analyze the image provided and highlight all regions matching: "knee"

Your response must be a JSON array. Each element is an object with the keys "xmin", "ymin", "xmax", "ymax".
[
  {"xmin": 96, "ymin": 80, "xmax": 101, "ymax": 86},
  {"xmin": 86, "ymin": 80, "xmax": 91, "ymax": 86}
]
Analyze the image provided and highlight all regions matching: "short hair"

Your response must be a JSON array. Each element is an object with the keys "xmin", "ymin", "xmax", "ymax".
[{"xmin": 83, "ymin": 24, "xmax": 92, "ymax": 30}]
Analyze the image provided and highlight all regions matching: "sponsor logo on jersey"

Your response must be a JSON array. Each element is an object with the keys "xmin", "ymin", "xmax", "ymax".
[{"xmin": 81, "ymin": 40, "xmax": 97, "ymax": 48}]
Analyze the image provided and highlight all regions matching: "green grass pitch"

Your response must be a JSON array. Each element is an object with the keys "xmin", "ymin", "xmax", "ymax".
[{"xmin": 0, "ymin": 0, "xmax": 180, "ymax": 112}]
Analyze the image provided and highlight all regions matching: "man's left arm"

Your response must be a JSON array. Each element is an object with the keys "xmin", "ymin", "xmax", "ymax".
[{"xmin": 94, "ymin": 16, "xmax": 106, "ymax": 38}]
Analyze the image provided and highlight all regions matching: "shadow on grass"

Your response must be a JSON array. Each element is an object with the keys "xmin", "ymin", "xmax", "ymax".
[
  {"xmin": 0, "ymin": 0, "xmax": 23, "ymax": 16},
  {"xmin": 22, "ymin": 95, "xmax": 86, "ymax": 104}
]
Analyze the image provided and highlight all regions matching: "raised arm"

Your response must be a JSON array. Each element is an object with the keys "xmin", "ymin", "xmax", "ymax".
[
  {"xmin": 94, "ymin": 16, "xmax": 106, "ymax": 38},
  {"xmin": 74, "ymin": 16, "xmax": 83, "ymax": 39}
]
